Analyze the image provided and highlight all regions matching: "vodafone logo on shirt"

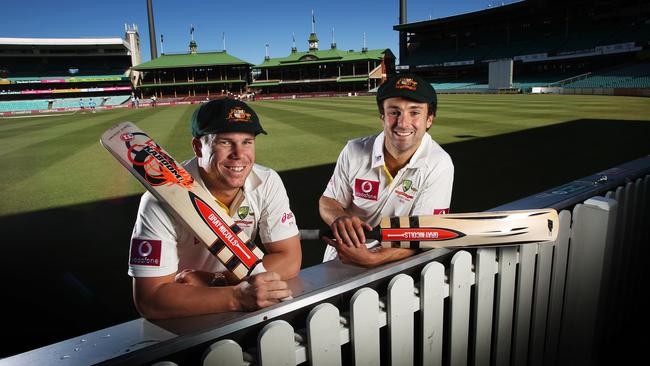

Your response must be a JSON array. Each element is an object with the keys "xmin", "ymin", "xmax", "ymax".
[
  {"xmin": 130, "ymin": 238, "xmax": 161, "ymax": 266},
  {"xmin": 355, "ymin": 178, "xmax": 379, "ymax": 201}
]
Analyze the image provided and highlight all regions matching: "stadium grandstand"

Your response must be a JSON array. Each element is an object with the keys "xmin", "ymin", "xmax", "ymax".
[
  {"xmin": 0, "ymin": 25, "xmax": 140, "ymax": 114},
  {"xmin": 394, "ymin": 0, "xmax": 650, "ymax": 96},
  {"xmin": 132, "ymin": 39, "xmax": 251, "ymax": 102},
  {"xmin": 249, "ymin": 18, "xmax": 395, "ymax": 96}
]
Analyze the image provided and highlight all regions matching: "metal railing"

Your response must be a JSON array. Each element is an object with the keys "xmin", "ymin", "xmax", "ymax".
[{"xmin": 3, "ymin": 155, "xmax": 649, "ymax": 366}]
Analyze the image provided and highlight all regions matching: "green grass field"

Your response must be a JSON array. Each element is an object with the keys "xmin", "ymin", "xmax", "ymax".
[{"xmin": 1, "ymin": 94, "xmax": 649, "ymax": 217}]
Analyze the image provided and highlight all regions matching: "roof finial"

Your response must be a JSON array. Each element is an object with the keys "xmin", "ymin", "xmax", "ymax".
[
  {"xmin": 362, "ymin": 32, "xmax": 367, "ymax": 52},
  {"xmin": 308, "ymin": 10, "xmax": 319, "ymax": 51}
]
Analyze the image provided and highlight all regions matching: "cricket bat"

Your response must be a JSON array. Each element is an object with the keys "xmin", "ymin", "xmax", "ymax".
[
  {"xmin": 100, "ymin": 122, "xmax": 265, "ymax": 280},
  {"xmin": 301, "ymin": 208, "xmax": 558, "ymax": 249}
]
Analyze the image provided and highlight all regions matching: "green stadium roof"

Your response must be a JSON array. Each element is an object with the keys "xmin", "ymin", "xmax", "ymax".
[
  {"xmin": 336, "ymin": 76, "xmax": 368, "ymax": 83},
  {"xmin": 255, "ymin": 48, "xmax": 393, "ymax": 69},
  {"xmin": 248, "ymin": 81, "xmax": 280, "ymax": 87},
  {"xmin": 133, "ymin": 51, "xmax": 251, "ymax": 71},
  {"xmin": 138, "ymin": 79, "xmax": 246, "ymax": 88}
]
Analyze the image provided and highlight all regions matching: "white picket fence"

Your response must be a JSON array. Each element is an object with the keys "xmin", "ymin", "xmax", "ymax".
[
  {"xmin": 2, "ymin": 159, "xmax": 647, "ymax": 366},
  {"xmin": 190, "ymin": 175, "xmax": 648, "ymax": 366}
]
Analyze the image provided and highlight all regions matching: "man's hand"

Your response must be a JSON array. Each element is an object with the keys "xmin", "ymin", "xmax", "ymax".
[
  {"xmin": 322, "ymin": 235, "xmax": 378, "ymax": 267},
  {"xmin": 234, "ymin": 271, "xmax": 292, "ymax": 311},
  {"xmin": 330, "ymin": 215, "xmax": 373, "ymax": 248}
]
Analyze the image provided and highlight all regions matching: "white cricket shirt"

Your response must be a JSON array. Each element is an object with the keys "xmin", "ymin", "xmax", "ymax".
[
  {"xmin": 322, "ymin": 132, "xmax": 454, "ymax": 261},
  {"xmin": 128, "ymin": 157, "xmax": 299, "ymax": 278}
]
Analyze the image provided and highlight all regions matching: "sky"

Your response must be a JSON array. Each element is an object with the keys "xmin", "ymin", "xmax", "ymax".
[{"xmin": 0, "ymin": 0, "xmax": 521, "ymax": 65}]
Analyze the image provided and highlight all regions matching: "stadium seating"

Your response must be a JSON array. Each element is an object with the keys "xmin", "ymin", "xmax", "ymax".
[
  {"xmin": 0, "ymin": 100, "xmax": 48, "ymax": 112},
  {"xmin": 0, "ymin": 95, "xmax": 131, "ymax": 113},
  {"xmin": 102, "ymin": 95, "xmax": 130, "ymax": 106},
  {"xmin": 561, "ymin": 63, "xmax": 650, "ymax": 88},
  {"xmin": 431, "ymin": 82, "xmax": 477, "ymax": 90}
]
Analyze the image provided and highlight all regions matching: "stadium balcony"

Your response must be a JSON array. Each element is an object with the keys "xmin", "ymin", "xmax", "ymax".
[{"xmin": 556, "ymin": 28, "xmax": 618, "ymax": 53}]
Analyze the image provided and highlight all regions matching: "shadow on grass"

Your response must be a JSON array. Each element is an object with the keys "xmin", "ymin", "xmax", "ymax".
[{"xmin": 1, "ymin": 118, "xmax": 649, "ymax": 358}]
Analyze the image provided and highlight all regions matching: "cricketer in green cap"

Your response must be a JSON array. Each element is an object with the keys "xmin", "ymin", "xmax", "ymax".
[
  {"xmin": 127, "ymin": 96, "xmax": 302, "ymax": 319},
  {"xmin": 318, "ymin": 72, "xmax": 453, "ymax": 269}
]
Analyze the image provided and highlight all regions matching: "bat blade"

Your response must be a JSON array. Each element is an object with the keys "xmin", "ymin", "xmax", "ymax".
[
  {"xmin": 379, "ymin": 209, "xmax": 559, "ymax": 249},
  {"xmin": 100, "ymin": 122, "xmax": 264, "ymax": 280}
]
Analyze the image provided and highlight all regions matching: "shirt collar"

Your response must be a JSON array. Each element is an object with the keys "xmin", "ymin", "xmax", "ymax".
[
  {"xmin": 371, "ymin": 132, "xmax": 386, "ymax": 169},
  {"xmin": 408, "ymin": 133, "xmax": 432, "ymax": 169}
]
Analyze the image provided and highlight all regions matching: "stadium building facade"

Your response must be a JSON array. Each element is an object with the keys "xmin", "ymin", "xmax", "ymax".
[
  {"xmin": 132, "ymin": 40, "xmax": 252, "ymax": 99},
  {"xmin": 395, "ymin": 0, "xmax": 650, "ymax": 95},
  {"xmin": 0, "ymin": 25, "xmax": 139, "ymax": 113},
  {"xmin": 249, "ymin": 31, "xmax": 395, "ymax": 95}
]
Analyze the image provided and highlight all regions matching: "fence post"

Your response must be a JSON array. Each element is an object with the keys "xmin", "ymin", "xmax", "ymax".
[
  {"xmin": 472, "ymin": 248, "xmax": 496, "ymax": 366},
  {"xmin": 493, "ymin": 246, "xmax": 517, "ymax": 366},
  {"xmin": 558, "ymin": 196, "xmax": 617, "ymax": 366},
  {"xmin": 307, "ymin": 303, "xmax": 342, "ymax": 366},
  {"xmin": 388, "ymin": 273, "xmax": 416, "ymax": 366},
  {"xmin": 350, "ymin": 288, "xmax": 381, "ymax": 366},
  {"xmin": 202, "ymin": 339, "xmax": 244, "ymax": 366},
  {"xmin": 512, "ymin": 244, "xmax": 536, "ymax": 365},
  {"xmin": 258, "ymin": 320, "xmax": 296, "ymax": 366},
  {"xmin": 544, "ymin": 210, "xmax": 572, "ymax": 366},
  {"xmin": 420, "ymin": 261, "xmax": 446, "ymax": 366},
  {"xmin": 449, "ymin": 250, "xmax": 473, "ymax": 366}
]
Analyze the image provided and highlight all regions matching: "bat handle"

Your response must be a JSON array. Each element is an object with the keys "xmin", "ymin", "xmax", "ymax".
[
  {"xmin": 249, "ymin": 261, "xmax": 267, "ymax": 276},
  {"xmin": 299, "ymin": 228, "xmax": 381, "ymax": 243}
]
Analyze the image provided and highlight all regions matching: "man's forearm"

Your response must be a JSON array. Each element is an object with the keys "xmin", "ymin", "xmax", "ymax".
[
  {"xmin": 135, "ymin": 281, "xmax": 240, "ymax": 319},
  {"xmin": 260, "ymin": 235, "xmax": 302, "ymax": 280},
  {"xmin": 319, "ymin": 196, "xmax": 348, "ymax": 225},
  {"xmin": 263, "ymin": 251, "xmax": 301, "ymax": 279},
  {"xmin": 367, "ymin": 247, "xmax": 417, "ymax": 267}
]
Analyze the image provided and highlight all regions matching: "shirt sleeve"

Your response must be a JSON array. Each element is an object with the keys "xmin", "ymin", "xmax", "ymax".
[
  {"xmin": 257, "ymin": 170, "xmax": 300, "ymax": 244},
  {"xmin": 128, "ymin": 192, "xmax": 180, "ymax": 278},
  {"xmin": 322, "ymin": 142, "xmax": 353, "ymax": 208},
  {"xmin": 411, "ymin": 156, "xmax": 455, "ymax": 216}
]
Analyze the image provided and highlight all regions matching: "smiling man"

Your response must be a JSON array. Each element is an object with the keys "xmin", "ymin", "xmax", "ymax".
[
  {"xmin": 319, "ymin": 73, "xmax": 454, "ymax": 267},
  {"xmin": 128, "ymin": 98, "xmax": 301, "ymax": 319}
]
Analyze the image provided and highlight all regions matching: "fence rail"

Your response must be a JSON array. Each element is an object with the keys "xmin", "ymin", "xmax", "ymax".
[{"xmin": 2, "ymin": 155, "xmax": 649, "ymax": 366}]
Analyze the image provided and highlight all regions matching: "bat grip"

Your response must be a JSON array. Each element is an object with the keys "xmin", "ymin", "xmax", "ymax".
[
  {"xmin": 249, "ymin": 261, "xmax": 267, "ymax": 276},
  {"xmin": 299, "ymin": 228, "xmax": 381, "ymax": 243}
]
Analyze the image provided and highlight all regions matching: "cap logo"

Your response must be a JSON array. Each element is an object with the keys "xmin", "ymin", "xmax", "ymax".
[
  {"xmin": 402, "ymin": 179, "xmax": 412, "ymax": 192},
  {"xmin": 227, "ymin": 107, "xmax": 252, "ymax": 122},
  {"xmin": 237, "ymin": 206, "xmax": 250, "ymax": 220},
  {"xmin": 395, "ymin": 77, "xmax": 418, "ymax": 91}
]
